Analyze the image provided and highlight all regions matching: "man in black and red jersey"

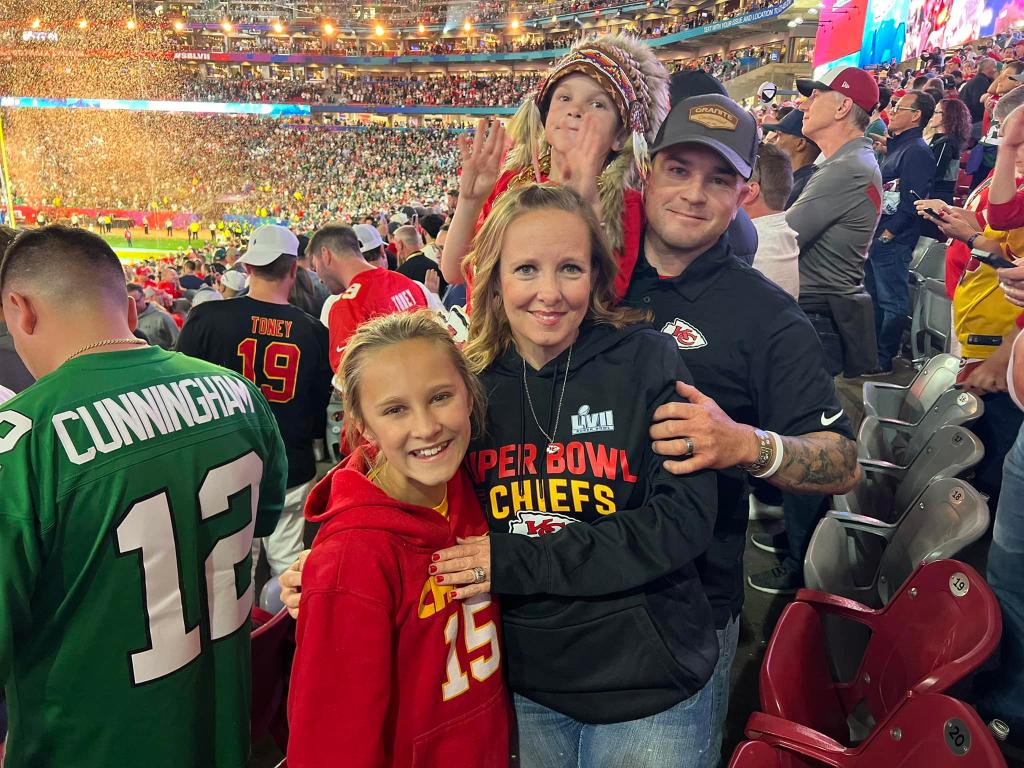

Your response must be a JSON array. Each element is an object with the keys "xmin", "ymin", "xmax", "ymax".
[{"xmin": 177, "ymin": 224, "xmax": 333, "ymax": 580}]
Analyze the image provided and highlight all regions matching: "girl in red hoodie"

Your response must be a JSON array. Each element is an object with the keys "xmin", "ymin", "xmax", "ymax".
[{"xmin": 287, "ymin": 311, "xmax": 511, "ymax": 768}]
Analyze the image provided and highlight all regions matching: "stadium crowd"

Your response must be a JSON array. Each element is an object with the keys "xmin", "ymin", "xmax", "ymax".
[
  {"xmin": 3, "ymin": 26, "xmax": 1024, "ymax": 768},
  {"xmin": 178, "ymin": 71, "xmax": 543, "ymax": 107}
]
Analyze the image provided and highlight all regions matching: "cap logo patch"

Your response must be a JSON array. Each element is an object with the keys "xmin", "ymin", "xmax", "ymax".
[
  {"xmin": 841, "ymin": 80, "xmax": 851, "ymax": 89},
  {"xmin": 688, "ymin": 105, "xmax": 738, "ymax": 131}
]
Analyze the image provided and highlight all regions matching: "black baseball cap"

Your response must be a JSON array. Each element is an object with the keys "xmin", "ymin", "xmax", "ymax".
[
  {"xmin": 763, "ymin": 109, "xmax": 819, "ymax": 149},
  {"xmin": 649, "ymin": 94, "xmax": 759, "ymax": 179}
]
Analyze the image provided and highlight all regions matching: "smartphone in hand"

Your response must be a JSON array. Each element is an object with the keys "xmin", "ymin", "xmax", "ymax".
[{"xmin": 971, "ymin": 248, "xmax": 1017, "ymax": 269}]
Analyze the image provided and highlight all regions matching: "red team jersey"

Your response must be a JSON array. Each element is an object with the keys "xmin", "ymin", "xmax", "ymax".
[
  {"xmin": 287, "ymin": 451, "xmax": 510, "ymax": 767},
  {"xmin": 320, "ymin": 267, "xmax": 429, "ymax": 371}
]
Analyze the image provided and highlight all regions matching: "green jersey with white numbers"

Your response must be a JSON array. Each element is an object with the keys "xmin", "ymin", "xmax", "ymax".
[{"xmin": 0, "ymin": 346, "xmax": 287, "ymax": 768}]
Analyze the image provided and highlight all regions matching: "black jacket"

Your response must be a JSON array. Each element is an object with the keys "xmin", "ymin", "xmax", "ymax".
[
  {"xmin": 468, "ymin": 322, "xmax": 718, "ymax": 724},
  {"xmin": 961, "ymin": 74, "xmax": 993, "ymax": 123}
]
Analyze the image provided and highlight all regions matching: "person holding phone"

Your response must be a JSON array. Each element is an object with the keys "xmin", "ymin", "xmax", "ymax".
[{"xmin": 914, "ymin": 169, "xmax": 1024, "ymax": 504}]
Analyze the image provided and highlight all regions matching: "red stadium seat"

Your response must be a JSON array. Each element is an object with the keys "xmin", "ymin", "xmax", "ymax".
[
  {"xmin": 758, "ymin": 560, "xmax": 1000, "ymax": 746},
  {"xmin": 736, "ymin": 693, "xmax": 1006, "ymax": 767},
  {"xmin": 252, "ymin": 607, "xmax": 295, "ymax": 754}
]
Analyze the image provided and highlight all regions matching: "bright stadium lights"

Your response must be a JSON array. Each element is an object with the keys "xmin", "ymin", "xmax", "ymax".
[
  {"xmin": 808, "ymin": 7, "xmax": 817, "ymax": 13},
  {"xmin": 126, "ymin": 19, "xmax": 137, "ymax": 29},
  {"xmin": 78, "ymin": 19, "xmax": 88, "ymax": 29},
  {"xmin": 463, "ymin": 19, "xmax": 472, "ymax": 32},
  {"xmin": 418, "ymin": 22, "xmax": 425, "ymax": 33},
  {"xmin": 221, "ymin": 20, "xmax": 233, "ymax": 32},
  {"xmin": 510, "ymin": 17, "xmax": 519, "ymax": 29},
  {"xmin": 173, "ymin": 19, "xmax": 185, "ymax": 31},
  {"xmin": 374, "ymin": 23, "xmax": 385, "ymax": 36},
  {"xmin": 323, "ymin": 21, "xmax": 335, "ymax": 35},
  {"xmin": 30, "ymin": 17, "xmax": 41, "ymax": 29},
  {"xmin": 787, "ymin": 19, "xmax": 796, "ymax": 26},
  {"xmin": 273, "ymin": 21, "xmax": 284, "ymax": 33},
  {"xmin": 794, "ymin": 16, "xmax": 803, "ymax": 23}
]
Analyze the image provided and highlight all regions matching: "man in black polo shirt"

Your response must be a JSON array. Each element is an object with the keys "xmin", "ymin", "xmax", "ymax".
[{"xmin": 623, "ymin": 94, "xmax": 860, "ymax": 767}]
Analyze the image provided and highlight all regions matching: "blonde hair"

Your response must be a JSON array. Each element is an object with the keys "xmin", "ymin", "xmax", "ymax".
[
  {"xmin": 340, "ymin": 310, "xmax": 486, "ymax": 452},
  {"xmin": 463, "ymin": 183, "xmax": 645, "ymax": 373}
]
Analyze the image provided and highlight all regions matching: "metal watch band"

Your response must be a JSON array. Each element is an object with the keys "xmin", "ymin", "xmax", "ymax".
[{"xmin": 738, "ymin": 429, "xmax": 773, "ymax": 473}]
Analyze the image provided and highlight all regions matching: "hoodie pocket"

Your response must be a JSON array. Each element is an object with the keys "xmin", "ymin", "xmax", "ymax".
[{"xmin": 410, "ymin": 687, "xmax": 511, "ymax": 768}]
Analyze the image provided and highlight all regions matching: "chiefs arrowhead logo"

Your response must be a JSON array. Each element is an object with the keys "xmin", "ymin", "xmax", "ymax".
[
  {"xmin": 661, "ymin": 319, "xmax": 708, "ymax": 350},
  {"xmin": 509, "ymin": 511, "xmax": 578, "ymax": 537}
]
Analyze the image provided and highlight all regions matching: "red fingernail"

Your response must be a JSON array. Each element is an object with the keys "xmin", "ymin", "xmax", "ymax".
[
  {"xmin": 431, "ymin": 554, "xmax": 440, "ymax": 562},
  {"xmin": 451, "ymin": 591, "xmax": 458, "ymax": 599},
  {"xmin": 429, "ymin": 565, "xmax": 437, "ymax": 574},
  {"xmin": 435, "ymin": 575, "xmax": 444, "ymax": 583}
]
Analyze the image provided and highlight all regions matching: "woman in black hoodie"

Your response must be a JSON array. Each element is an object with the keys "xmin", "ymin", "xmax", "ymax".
[{"xmin": 433, "ymin": 184, "xmax": 719, "ymax": 766}]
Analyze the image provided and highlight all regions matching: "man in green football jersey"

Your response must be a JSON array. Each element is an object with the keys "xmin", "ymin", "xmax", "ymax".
[{"xmin": 0, "ymin": 226, "xmax": 287, "ymax": 768}]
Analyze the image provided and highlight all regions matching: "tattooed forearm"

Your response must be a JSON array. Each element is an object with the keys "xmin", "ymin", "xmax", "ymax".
[{"xmin": 767, "ymin": 431, "xmax": 860, "ymax": 495}]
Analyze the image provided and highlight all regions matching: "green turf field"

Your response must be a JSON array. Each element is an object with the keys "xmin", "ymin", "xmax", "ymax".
[{"xmin": 100, "ymin": 235, "xmax": 196, "ymax": 252}]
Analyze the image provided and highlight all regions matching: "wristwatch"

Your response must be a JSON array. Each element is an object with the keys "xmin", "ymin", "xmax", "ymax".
[
  {"xmin": 738, "ymin": 429, "xmax": 774, "ymax": 474},
  {"xmin": 966, "ymin": 232, "xmax": 982, "ymax": 249}
]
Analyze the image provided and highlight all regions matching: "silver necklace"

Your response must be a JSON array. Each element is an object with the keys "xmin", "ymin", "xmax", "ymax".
[
  {"xmin": 64, "ymin": 337, "xmax": 147, "ymax": 366},
  {"xmin": 522, "ymin": 344, "xmax": 573, "ymax": 455}
]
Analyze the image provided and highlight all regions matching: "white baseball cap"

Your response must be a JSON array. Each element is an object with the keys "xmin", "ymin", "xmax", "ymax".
[
  {"xmin": 238, "ymin": 225, "xmax": 299, "ymax": 267},
  {"xmin": 353, "ymin": 223, "xmax": 386, "ymax": 253},
  {"xmin": 220, "ymin": 270, "xmax": 248, "ymax": 292}
]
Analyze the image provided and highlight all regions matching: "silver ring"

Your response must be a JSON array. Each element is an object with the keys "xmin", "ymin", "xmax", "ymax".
[
  {"xmin": 682, "ymin": 436, "xmax": 695, "ymax": 458},
  {"xmin": 472, "ymin": 566, "xmax": 487, "ymax": 584}
]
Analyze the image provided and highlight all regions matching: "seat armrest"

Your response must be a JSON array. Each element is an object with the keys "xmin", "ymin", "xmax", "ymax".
[
  {"xmin": 857, "ymin": 458, "xmax": 907, "ymax": 478},
  {"xmin": 824, "ymin": 510, "xmax": 899, "ymax": 538},
  {"xmin": 793, "ymin": 588, "xmax": 881, "ymax": 626},
  {"xmin": 744, "ymin": 712, "xmax": 847, "ymax": 758}
]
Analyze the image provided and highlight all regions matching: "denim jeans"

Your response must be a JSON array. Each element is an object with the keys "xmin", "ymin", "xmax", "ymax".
[
  {"xmin": 704, "ymin": 615, "xmax": 741, "ymax": 768},
  {"xmin": 978, "ymin": 424, "xmax": 1024, "ymax": 729},
  {"xmin": 514, "ymin": 684, "xmax": 715, "ymax": 768},
  {"xmin": 864, "ymin": 238, "xmax": 914, "ymax": 370}
]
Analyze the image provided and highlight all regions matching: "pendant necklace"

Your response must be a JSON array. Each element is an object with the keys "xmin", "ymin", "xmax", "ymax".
[{"xmin": 522, "ymin": 344, "xmax": 573, "ymax": 455}]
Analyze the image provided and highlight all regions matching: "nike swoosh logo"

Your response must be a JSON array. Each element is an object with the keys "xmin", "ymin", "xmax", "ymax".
[
  {"xmin": 335, "ymin": 346, "xmax": 345, "ymax": 354},
  {"xmin": 820, "ymin": 410, "xmax": 844, "ymax": 426}
]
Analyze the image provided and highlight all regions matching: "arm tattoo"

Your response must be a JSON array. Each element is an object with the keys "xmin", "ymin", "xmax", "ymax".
[{"xmin": 769, "ymin": 431, "xmax": 860, "ymax": 495}]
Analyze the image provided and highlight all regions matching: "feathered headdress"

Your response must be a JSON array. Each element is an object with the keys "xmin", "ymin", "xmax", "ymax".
[{"xmin": 502, "ymin": 33, "xmax": 669, "ymax": 254}]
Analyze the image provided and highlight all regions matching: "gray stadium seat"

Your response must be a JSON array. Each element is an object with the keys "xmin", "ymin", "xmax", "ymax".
[
  {"xmin": 834, "ymin": 425, "xmax": 984, "ymax": 523},
  {"xmin": 325, "ymin": 392, "xmax": 345, "ymax": 464},
  {"xmin": 861, "ymin": 353, "xmax": 958, "ymax": 422},
  {"xmin": 909, "ymin": 238, "xmax": 945, "ymax": 280},
  {"xmin": 804, "ymin": 478, "xmax": 990, "ymax": 681},
  {"xmin": 857, "ymin": 388, "xmax": 983, "ymax": 467},
  {"xmin": 806, "ymin": 477, "xmax": 990, "ymax": 604},
  {"xmin": 910, "ymin": 277, "xmax": 952, "ymax": 364}
]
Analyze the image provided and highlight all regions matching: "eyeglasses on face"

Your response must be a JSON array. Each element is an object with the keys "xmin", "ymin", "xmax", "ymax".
[{"xmin": 891, "ymin": 105, "xmax": 921, "ymax": 113}]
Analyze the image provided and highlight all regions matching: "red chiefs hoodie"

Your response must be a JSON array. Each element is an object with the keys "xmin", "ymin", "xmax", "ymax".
[{"xmin": 287, "ymin": 451, "xmax": 511, "ymax": 768}]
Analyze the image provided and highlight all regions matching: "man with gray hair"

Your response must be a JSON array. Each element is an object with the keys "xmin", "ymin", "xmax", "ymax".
[
  {"xmin": 396, "ymin": 223, "xmax": 448, "ymax": 298},
  {"xmin": 788, "ymin": 65, "xmax": 883, "ymax": 376}
]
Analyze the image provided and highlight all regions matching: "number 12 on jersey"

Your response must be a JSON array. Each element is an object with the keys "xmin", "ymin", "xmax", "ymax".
[{"xmin": 115, "ymin": 451, "xmax": 263, "ymax": 685}]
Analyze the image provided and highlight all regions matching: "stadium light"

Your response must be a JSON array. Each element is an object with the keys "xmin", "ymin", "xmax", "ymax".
[
  {"xmin": 78, "ymin": 19, "xmax": 88, "ymax": 29},
  {"xmin": 793, "ymin": 16, "xmax": 803, "ymax": 23},
  {"xmin": 30, "ymin": 17, "xmax": 41, "ymax": 29},
  {"xmin": 126, "ymin": 19, "xmax": 137, "ymax": 29},
  {"xmin": 273, "ymin": 21, "xmax": 284, "ymax": 33},
  {"xmin": 463, "ymin": 19, "xmax": 472, "ymax": 32},
  {"xmin": 374, "ymin": 23, "xmax": 385, "ymax": 36},
  {"xmin": 808, "ymin": 7, "xmax": 817, "ymax": 13},
  {"xmin": 324, "ymin": 21, "xmax": 335, "ymax": 35},
  {"xmin": 510, "ymin": 17, "xmax": 519, "ymax": 29},
  {"xmin": 173, "ymin": 19, "xmax": 185, "ymax": 31},
  {"xmin": 418, "ymin": 22, "xmax": 425, "ymax": 33},
  {"xmin": 551, "ymin": 15, "xmax": 557, "ymax": 22},
  {"xmin": 221, "ymin": 20, "xmax": 232, "ymax": 32}
]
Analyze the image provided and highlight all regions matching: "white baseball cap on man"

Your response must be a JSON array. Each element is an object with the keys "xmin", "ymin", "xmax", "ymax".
[
  {"xmin": 352, "ymin": 223, "xmax": 386, "ymax": 253},
  {"xmin": 238, "ymin": 224, "xmax": 299, "ymax": 266}
]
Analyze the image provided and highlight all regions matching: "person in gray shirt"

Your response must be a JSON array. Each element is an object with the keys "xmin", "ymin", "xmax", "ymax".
[
  {"xmin": 126, "ymin": 283, "xmax": 180, "ymax": 350},
  {"xmin": 787, "ymin": 66, "xmax": 884, "ymax": 375}
]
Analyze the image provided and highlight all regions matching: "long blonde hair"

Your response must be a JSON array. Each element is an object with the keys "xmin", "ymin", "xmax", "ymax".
[
  {"xmin": 463, "ymin": 183, "xmax": 645, "ymax": 373},
  {"xmin": 340, "ymin": 310, "xmax": 487, "ymax": 453}
]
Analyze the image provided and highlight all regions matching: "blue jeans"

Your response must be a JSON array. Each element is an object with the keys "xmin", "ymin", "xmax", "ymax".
[
  {"xmin": 704, "ymin": 615, "xmax": 741, "ymax": 768},
  {"xmin": 978, "ymin": 424, "xmax": 1024, "ymax": 729},
  {"xmin": 864, "ymin": 238, "xmax": 914, "ymax": 370},
  {"xmin": 514, "ymin": 684, "xmax": 714, "ymax": 768}
]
